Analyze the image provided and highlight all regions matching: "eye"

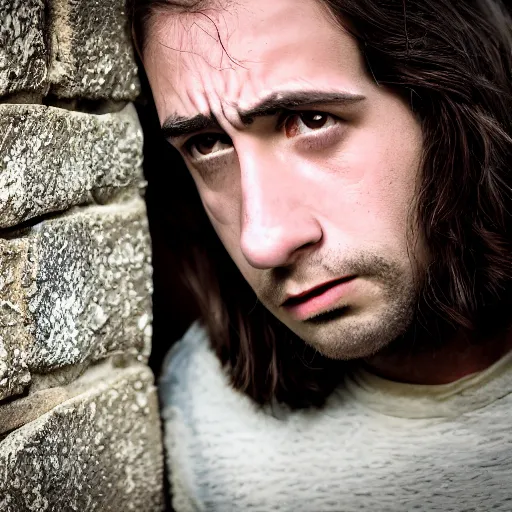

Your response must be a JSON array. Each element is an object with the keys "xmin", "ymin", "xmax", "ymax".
[
  {"xmin": 185, "ymin": 133, "xmax": 233, "ymax": 159},
  {"xmin": 283, "ymin": 111, "xmax": 337, "ymax": 138}
]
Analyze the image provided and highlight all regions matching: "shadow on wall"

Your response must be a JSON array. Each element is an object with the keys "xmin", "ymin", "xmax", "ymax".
[{"xmin": 135, "ymin": 74, "xmax": 200, "ymax": 380}]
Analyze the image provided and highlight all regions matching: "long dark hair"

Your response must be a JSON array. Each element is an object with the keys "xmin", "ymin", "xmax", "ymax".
[{"xmin": 130, "ymin": 0, "xmax": 512, "ymax": 408}]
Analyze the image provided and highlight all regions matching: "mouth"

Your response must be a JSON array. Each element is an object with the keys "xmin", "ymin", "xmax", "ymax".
[{"xmin": 282, "ymin": 276, "xmax": 356, "ymax": 321}]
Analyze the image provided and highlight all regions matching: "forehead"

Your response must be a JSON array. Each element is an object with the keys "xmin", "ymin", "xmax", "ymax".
[{"xmin": 144, "ymin": 0, "xmax": 367, "ymax": 123}]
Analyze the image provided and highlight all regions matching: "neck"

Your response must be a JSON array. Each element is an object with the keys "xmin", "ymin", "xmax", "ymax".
[{"xmin": 362, "ymin": 329, "xmax": 512, "ymax": 385}]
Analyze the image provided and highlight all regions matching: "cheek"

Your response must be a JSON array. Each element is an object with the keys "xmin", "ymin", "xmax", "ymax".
[
  {"xmin": 203, "ymin": 204, "xmax": 262, "ymax": 289},
  {"xmin": 358, "ymin": 161, "xmax": 419, "ymax": 239},
  {"xmin": 199, "ymin": 191, "xmax": 238, "ymax": 232},
  {"xmin": 369, "ymin": 125, "xmax": 422, "ymax": 225},
  {"xmin": 349, "ymin": 115, "xmax": 421, "ymax": 212},
  {"xmin": 190, "ymin": 161, "xmax": 242, "ymax": 227},
  {"xmin": 314, "ymin": 128, "xmax": 421, "ymax": 240},
  {"xmin": 198, "ymin": 187, "xmax": 264, "ymax": 291}
]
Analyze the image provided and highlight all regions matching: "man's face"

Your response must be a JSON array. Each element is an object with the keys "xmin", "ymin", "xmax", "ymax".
[{"xmin": 144, "ymin": 0, "xmax": 427, "ymax": 360}]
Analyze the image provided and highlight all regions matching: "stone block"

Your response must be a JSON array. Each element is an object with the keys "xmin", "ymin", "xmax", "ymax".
[
  {"xmin": 0, "ymin": 199, "xmax": 152, "ymax": 401},
  {"xmin": 0, "ymin": 0, "xmax": 48, "ymax": 97},
  {"xmin": 49, "ymin": 0, "xmax": 140, "ymax": 100},
  {"xmin": 0, "ymin": 363, "xmax": 164, "ymax": 511},
  {"xmin": 0, "ymin": 103, "xmax": 144, "ymax": 229}
]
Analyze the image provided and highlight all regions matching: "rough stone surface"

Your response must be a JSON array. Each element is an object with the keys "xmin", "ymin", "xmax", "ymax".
[
  {"xmin": 0, "ymin": 387, "xmax": 69, "ymax": 435},
  {"xmin": 0, "ymin": 362, "xmax": 88, "ymax": 435},
  {"xmin": 0, "ymin": 103, "xmax": 144, "ymax": 229},
  {"xmin": 1, "ymin": 0, "xmax": 163, "ymax": 506},
  {"xmin": 49, "ymin": 0, "xmax": 140, "ymax": 100},
  {"xmin": 0, "ymin": 362, "xmax": 165, "ymax": 511},
  {"xmin": 0, "ymin": 199, "xmax": 153, "ymax": 401},
  {"xmin": 0, "ymin": 0, "xmax": 48, "ymax": 96}
]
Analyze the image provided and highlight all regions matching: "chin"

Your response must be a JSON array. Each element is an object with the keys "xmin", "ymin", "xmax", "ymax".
[{"xmin": 286, "ymin": 305, "xmax": 415, "ymax": 361}]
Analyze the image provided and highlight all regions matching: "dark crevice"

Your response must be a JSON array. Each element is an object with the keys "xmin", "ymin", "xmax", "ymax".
[
  {"xmin": 42, "ymin": 94, "xmax": 129, "ymax": 115},
  {"xmin": 0, "ymin": 206, "xmax": 75, "ymax": 239},
  {"xmin": 0, "ymin": 91, "xmax": 45, "ymax": 105},
  {"xmin": 0, "ymin": 356, "xmax": 146, "ymax": 443},
  {"xmin": 0, "ymin": 386, "xmax": 30, "ymax": 408},
  {"xmin": 0, "ymin": 94, "xmax": 128, "ymax": 115},
  {"xmin": 0, "ymin": 188, "xmax": 143, "ymax": 239},
  {"xmin": 29, "ymin": 361, "xmax": 90, "ymax": 394},
  {"xmin": 0, "ymin": 355, "xmax": 143, "ymax": 409},
  {"xmin": 0, "ymin": 430, "xmax": 14, "ymax": 443}
]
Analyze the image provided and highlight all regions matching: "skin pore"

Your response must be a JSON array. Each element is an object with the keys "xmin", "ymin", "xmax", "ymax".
[{"xmin": 144, "ymin": 0, "xmax": 512, "ymax": 385}]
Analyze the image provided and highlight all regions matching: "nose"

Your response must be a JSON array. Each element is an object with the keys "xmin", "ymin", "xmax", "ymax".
[{"xmin": 238, "ymin": 147, "xmax": 323, "ymax": 269}]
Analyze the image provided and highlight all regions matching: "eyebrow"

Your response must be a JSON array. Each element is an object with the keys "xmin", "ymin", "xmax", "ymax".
[{"xmin": 161, "ymin": 90, "xmax": 366, "ymax": 140}]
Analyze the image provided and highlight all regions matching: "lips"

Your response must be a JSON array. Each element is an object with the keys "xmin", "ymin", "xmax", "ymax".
[
  {"xmin": 282, "ymin": 276, "xmax": 356, "ymax": 320},
  {"xmin": 283, "ymin": 277, "xmax": 353, "ymax": 305}
]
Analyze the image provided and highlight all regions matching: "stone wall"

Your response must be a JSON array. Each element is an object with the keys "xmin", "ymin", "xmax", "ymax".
[{"xmin": 0, "ymin": 0, "xmax": 164, "ymax": 510}]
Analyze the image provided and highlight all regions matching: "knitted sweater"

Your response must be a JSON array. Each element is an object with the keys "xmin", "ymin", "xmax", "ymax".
[{"xmin": 160, "ymin": 322, "xmax": 512, "ymax": 512}]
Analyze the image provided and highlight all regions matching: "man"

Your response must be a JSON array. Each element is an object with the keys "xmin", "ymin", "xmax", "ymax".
[{"xmin": 131, "ymin": 0, "xmax": 512, "ymax": 509}]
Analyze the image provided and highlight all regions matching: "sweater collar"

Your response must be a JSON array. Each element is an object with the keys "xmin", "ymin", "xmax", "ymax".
[{"xmin": 343, "ymin": 348, "xmax": 512, "ymax": 419}]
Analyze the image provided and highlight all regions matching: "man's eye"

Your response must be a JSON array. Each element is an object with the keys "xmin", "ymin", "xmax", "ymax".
[
  {"xmin": 185, "ymin": 133, "xmax": 232, "ymax": 159},
  {"xmin": 283, "ymin": 112, "xmax": 337, "ymax": 138}
]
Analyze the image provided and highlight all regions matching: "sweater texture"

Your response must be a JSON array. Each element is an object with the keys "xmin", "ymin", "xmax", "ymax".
[{"xmin": 160, "ymin": 322, "xmax": 512, "ymax": 512}]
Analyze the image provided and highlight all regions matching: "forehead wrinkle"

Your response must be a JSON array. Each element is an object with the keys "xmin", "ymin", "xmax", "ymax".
[
  {"xmin": 162, "ymin": 76, "xmax": 245, "ymax": 139},
  {"xmin": 203, "ymin": 77, "xmax": 243, "ymax": 133}
]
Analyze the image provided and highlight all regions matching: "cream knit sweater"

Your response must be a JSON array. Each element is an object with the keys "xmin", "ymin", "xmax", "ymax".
[{"xmin": 160, "ymin": 322, "xmax": 512, "ymax": 512}]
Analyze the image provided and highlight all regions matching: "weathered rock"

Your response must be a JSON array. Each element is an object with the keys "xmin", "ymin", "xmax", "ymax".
[
  {"xmin": 0, "ymin": 387, "xmax": 70, "ymax": 435},
  {"xmin": 0, "ymin": 0, "xmax": 48, "ymax": 97},
  {"xmin": 0, "ymin": 362, "xmax": 89, "ymax": 435},
  {"xmin": 0, "ymin": 103, "xmax": 144, "ymax": 229},
  {"xmin": 0, "ymin": 362, "xmax": 164, "ymax": 511},
  {"xmin": 49, "ymin": 0, "xmax": 140, "ymax": 100},
  {"xmin": 0, "ymin": 199, "xmax": 153, "ymax": 401}
]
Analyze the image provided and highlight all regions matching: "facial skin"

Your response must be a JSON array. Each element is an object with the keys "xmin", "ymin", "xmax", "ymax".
[{"xmin": 144, "ymin": 0, "xmax": 427, "ymax": 361}]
